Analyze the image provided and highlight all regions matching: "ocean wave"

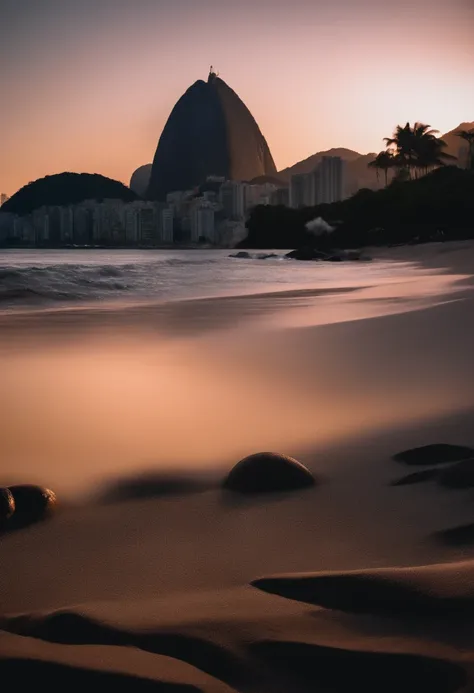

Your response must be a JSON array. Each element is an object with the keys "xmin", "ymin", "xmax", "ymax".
[
  {"xmin": 0, "ymin": 264, "xmax": 133, "ymax": 306},
  {"xmin": 0, "ymin": 257, "xmax": 224, "ymax": 308}
]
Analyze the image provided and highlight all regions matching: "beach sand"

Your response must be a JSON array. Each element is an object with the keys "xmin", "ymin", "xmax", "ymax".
[{"xmin": 1, "ymin": 241, "xmax": 474, "ymax": 691}]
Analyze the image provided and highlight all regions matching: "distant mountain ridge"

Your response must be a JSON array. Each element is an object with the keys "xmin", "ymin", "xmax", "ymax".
[
  {"xmin": 128, "ymin": 121, "xmax": 473, "ymax": 198},
  {"xmin": 277, "ymin": 122, "xmax": 474, "ymax": 193}
]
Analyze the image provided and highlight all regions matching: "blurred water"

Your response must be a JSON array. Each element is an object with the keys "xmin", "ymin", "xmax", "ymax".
[
  {"xmin": 0, "ymin": 247, "xmax": 469, "ymax": 498},
  {"xmin": 0, "ymin": 248, "xmax": 422, "ymax": 309}
]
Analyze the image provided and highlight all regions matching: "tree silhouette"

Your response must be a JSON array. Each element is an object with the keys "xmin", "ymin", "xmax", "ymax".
[
  {"xmin": 368, "ymin": 151, "xmax": 395, "ymax": 186},
  {"xmin": 384, "ymin": 122, "xmax": 454, "ymax": 179},
  {"xmin": 456, "ymin": 129, "xmax": 474, "ymax": 170}
]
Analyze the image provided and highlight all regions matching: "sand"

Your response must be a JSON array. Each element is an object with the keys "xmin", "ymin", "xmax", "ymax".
[{"xmin": 2, "ymin": 241, "xmax": 474, "ymax": 691}]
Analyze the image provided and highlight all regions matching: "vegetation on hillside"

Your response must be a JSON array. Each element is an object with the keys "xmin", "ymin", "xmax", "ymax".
[
  {"xmin": 241, "ymin": 120, "xmax": 473, "ymax": 250},
  {"xmin": 2, "ymin": 173, "xmax": 138, "ymax": 216},
  {"xmin": 456, "ymin": 129, "xmax": 474, "ymax": 170},
  {"xmin": 369, "ymin": 122, "xmax": 455, "ymax": 184},
  {"xmin": 241, "ymin": 166, "xmax": 474, "ymax": 249}
]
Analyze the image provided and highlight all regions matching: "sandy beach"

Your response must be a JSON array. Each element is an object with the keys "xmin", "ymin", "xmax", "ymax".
[{"xmin": 2, "ymin": 241, "xmax": 474, "ymax": 691}]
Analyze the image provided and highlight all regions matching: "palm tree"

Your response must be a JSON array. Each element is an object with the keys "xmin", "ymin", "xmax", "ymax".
[
  {"xmin": 384, "ymin": 122, "xmax": 417, "ymax": 177},
  {"xmin": 415, "ymin": 135, "xmax": 456, "ymax": 175},
  {"xmin": 455, "ymin": 129, "xmax": 474, "ymax": 169},
  {"xmin": 384, "ymin": 122, "xmax": 453, "ymax": 178},
  {"xmin": 368, "ymin": 150, "xmax": 395, "ymax": 186}
]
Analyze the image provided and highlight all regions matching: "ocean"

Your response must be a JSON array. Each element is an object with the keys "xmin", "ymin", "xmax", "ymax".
[
  {"xmin": 0, "ymin": 248, "xmax": 415, "ymax": 310},
  {"xmin": 0, "ymin": 246, "xmax": 465, "ymax": 499}
]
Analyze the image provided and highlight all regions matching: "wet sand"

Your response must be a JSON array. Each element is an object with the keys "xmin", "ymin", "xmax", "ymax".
[{"xmin": 1, "ymin": 241, "xmax": 474, "ymax": 691}]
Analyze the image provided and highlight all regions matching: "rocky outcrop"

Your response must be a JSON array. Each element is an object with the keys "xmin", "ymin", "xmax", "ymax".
[
  {"xmin": 129, "ymin": 164, "xmax": 152, "ymax": 197},
  {"xmin": 223, "ymin": 452, "xmax": 315, "ymax": 494},
  {"xmin": 392, "ymin": 444, "xmax": 474, "ymax": 466},
  {"xmin": 0, "ymin": 487, "xmax": 15, "ymax": 527},
  {"xmin": 7, "ymin": 485, "xmax": 57, "ymax": 529},
  {"xmin": 147, "ymin": 72, "xmax": 277, "ymax": 200}
]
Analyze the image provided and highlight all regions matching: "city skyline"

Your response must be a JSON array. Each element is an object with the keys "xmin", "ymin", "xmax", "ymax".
[{"xmin": 1, "ymin": 0, "xmax": 473, "ymax": 197}]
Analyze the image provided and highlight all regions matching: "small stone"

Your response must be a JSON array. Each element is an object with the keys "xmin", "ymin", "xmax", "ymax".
[
  {"xmin": 223, "ymin": 452, "xmax": 315, "ymax": 494},
  {"xmin": 0, "ymin": 487, "xmax": 15, "ymax": 527},
  {"xmin": 285, "ymin": 248, "xmax": 327, "ymax": 261},
  {"xmin": 391, "ymin": 468, "xmax": 439, "ymax": 486},
  {"xmin": 229, "ymin": 251, "xmax": 251, "ymax": 259},
  {"xmin": 8, "ymin": 485, "xmax": 58, "ymax": 529},
  {"xmin": 438, "ymin": 459, "xmax": 474, "ymax": 489},
  {"xmin": 393, "ymin": 444, "xmax": 474, "ymax": 466}
]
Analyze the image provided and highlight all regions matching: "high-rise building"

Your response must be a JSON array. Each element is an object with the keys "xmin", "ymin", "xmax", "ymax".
[
  {"xmin": 73, "ymin": 206, "xmax": 93, "ymax": 245},
  {"xmin": 271, "ymin": 187, "xmax": 290, "ymax": 206},
  {"xmin": 317, "ymin": 156, "xmax": 346, "ymax": 204},
  {"xmin": 60, "ymin": 207, "xmax": 74, "ymax": 244},
  {"xmin": 191, "ymin": 204, "xmax": 215, "ymax": 242},
  {"xmin": 32, "ymin": 207, "xmax": 50, "ymax": 244},
  {"xmin": 220, "ymin": 181, "xmax": 245, "ymax": 219},
  {"xmin": 289, "ymin": 157, "xmax": 346, "ymax": 208},
  {"xmin": 139, "ymin": 206, "xmax": 157, "ymax": 245},
  {"xmin": 289, "ymin": 172, "xmax": 312, "ymax": 208},
  {"xmin": 162, "ymin": 208, "xmax": 174, "ymax": 243}
]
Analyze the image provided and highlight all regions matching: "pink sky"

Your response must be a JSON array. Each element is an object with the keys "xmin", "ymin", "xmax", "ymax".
[{"xmin": 1, "ymin": 0, "xmax": 473, "ymax": 196}]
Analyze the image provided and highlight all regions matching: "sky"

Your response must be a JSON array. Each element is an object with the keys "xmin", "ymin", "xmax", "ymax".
[{"xmin": 1, "ymin": 0, "xmax": 473, "ymax": 196}]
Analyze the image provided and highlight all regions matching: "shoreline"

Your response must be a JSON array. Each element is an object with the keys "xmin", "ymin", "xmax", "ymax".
[{"xmin": 2, "ymin": 240, "xmax": 474, "ymax": 690}]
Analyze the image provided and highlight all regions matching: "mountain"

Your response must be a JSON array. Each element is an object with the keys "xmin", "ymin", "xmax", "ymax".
[
  {"xmin": 146, "ymin": 70, "xmax": 277, "ymax": 200},
  {"xmin": 277, "ymin": 147, "xmax": 381, "ymax": 194},
  {"xmin": 130, "ymin": 164, "xmax": 152, "ymax": 197},
  {"xmin": 3, "ymin": 173, "xmax": 138, "ymax": 216},
  {"xmin": 278, "ymin": 122, "xmax": 474, "ymax": 194},
  {"xmin": 441, "ymin": 122, "xmax": 474, "ymax": 167}
]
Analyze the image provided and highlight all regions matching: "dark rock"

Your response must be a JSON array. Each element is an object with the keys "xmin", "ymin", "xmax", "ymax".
[
  {"xmin": 345, "ymin": 250, "xmax": 372, "ymax": 261},
  {"xmin": 229, "ymin": 251, "xmax": 251, "ymax": 258},
  {"xmin": 285, "ymin": 247, "xmax": 327, "ymax": 261},
  {"xmin": 2, "ymin": 173, "xmax": 138, "ymax": 217},
  {"xmin": 434, "ymin": 523, "xmax": 474, "ymax": 546},
  {"xmin": 324, "ymin": 255, "xmax": 343, "ymax": 262},
  {"xmin": 256, "ymin": 253, "xmax": 278, "ymax": 259},
  {"xmin": 438, "ymin": 459, "xmax": 474, "ymax": 489},
  {"xmin": 0, "ymin": 487, "xmax": 15, "ymax": 527},
  {"xmin": 223, "ymin": 452, "xmax": 315, "ymax": 494},
  {"xmin": 249, "ymin": 641, "xmax": 466, "ymax": 693},
  {"xmin": 129, "ymin": 164, "xmax": 152, "ymax": 197},
  {"xmin": 393, "ymin": 444, "xmax": 474, "ymax": 466},
  {"xmin": 252, "ymin": 561, "xmax": 474, "ymax": 616},
  {"xmin": 7, "ymin": 485, "xmax": 57, "ymax": 529},
  {"xmin": 391, "ymin": 468, "xmax": 439, "ymax": 486},
  {"xmin": 147, "ymin": 71, "xmax": 277, "ymax": 200}
]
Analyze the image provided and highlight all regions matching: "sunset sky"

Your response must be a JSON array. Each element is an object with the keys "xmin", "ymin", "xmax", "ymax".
[{"xmin": 1, "ymin": 0, "xmax": 473, "ymax": 197}]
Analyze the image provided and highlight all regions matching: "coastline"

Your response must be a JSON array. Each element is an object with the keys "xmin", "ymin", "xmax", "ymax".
[{"xmin": 2, "ymin": 241, "xmax": 474, "ymax": 691}]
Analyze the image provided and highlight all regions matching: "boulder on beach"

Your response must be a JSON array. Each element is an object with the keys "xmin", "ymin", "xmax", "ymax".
[
  {"xmin": 223, "ymin": 452, "xmax": 315, "ymax": 494},
  {"xmin": 252, "ymin": 560, "xmax": 474, "ymax": 616},
  {"xmin": 229, "ymin": 251, "xmax": 251, "ymax": 259},
  {"xmin": 438, "ymin": 459, "xmax": 474, "ymax": 489},
  {"xmin": 0, "ymin": 487, "xmax": 15, "ymax": 526},
  {"xmin": 391, "ymin": 468, "xmax": 439, "ymax": 486},
  {"xmin": 393, "ymin": 443, "xmax": 474, "ymax": 466},
  {"xmin": 7, "ymin": 485, "xmax": 58, "ymax": 529},
  {"xmin": 285, "ymin": 248, "xmax": 327, "ymax": 261}
]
